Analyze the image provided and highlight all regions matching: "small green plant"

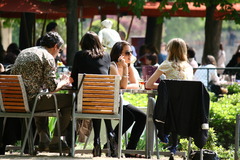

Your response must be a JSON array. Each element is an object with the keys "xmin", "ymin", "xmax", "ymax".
[
  {"xmin": 210, "ymin": 93, "xmax": 240, "ymax": 148},
  {"xmin": 179, "ymin": 128, "xmax": 234, "ymax": 159},
  {"xmin": 123, "ymin": 92, "xmax": 148, "ymax": 107},
  {"xmin": 227, "ymin": 83, "xmax": 240, "ymax": 94}
]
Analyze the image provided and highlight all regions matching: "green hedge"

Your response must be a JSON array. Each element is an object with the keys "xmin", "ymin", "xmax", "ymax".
[{"xmin": 209, "ymin": 92, "xmax": 240, "ymax": 148}]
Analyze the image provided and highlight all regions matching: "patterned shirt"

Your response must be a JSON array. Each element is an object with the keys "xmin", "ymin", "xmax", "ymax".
[
  {"xmin": 11, "ymin": 46, "xmax": 57, "ymax": 101},
  {"xmin": 158, "ymin": 60, "xmax": 193, "ymax": 80}
]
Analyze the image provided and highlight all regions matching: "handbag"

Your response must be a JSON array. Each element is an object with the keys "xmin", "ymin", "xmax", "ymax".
[{"xmin": 190, "ymin": 149, "xmax": 219, "ymax": 160}]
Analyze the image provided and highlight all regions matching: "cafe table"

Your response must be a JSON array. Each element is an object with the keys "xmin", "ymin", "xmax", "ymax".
[{"xmin": 121, "ymin": 89, "xmax": 158, "ymax": 158}]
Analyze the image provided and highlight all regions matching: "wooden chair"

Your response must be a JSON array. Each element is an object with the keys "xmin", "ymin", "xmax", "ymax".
[
  {"xmin": 0, "ymin": 75, "xmax": 62, "ymax": 155},
  {"xmin": 71, "ymin": 74, "xmax": 123, "ymax": 158}
]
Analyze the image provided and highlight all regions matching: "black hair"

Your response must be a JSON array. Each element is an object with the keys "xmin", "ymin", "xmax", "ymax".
[
  {"xmin": 40, "ymin": 31, "xmax": 64, "ymax": 48},
  {"xmin": 187, "ymin": 46, "xmax": 196, "ymax": 58},
  {"xmin": 46, "ymin": 22, "xmax": 57, "ymax": 32},
  {"xmin": 80, "ymin": 31, "xmax": 104, "ymax": 58},
  {"xmin": 110, "ymin": 41, "xmax": 130, "ymax": 62},
  {"xmin": 146, "ymin": 53, "xmax": 158, "ymax": 65}
]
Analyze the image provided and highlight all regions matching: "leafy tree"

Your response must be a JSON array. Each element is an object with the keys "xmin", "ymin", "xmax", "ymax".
[{"xmin": 106, "ymin": 0, "xmax": 240, "ymax": 63}]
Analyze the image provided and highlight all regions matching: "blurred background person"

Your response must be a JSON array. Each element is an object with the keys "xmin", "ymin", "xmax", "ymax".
[
  {"xmin": 36, "ymin": 22, "xmax": 58, "ymax": 46},
  {"xmin": 224, "ymin": 45, "xmax": 240, "ymax": 76},
  {"xmin": 158, "ymin": 42, "xmax": 167, "ymax": 64},
  {"xmin": 3, "ymin": 43, "xmax": 20, "ymax": 65},
  {"xmin": 98, "ymin": 19, "xmax": 121, "ymax": 54},
  {"xmin": 187, "ymin": 45, "xmax": 198, "ymax": 73},
  {"xmin": 217, "ymin": 43, "xmax": 226, "ymax": 75},
  {"xmin": 145, "ymin": 53, "xmax": 159, "ymax": 67},
  {"xmin": 0, "ymin": 44, "xmax": 6, "ymax": 64},
  {"xmin": 194, "ymin": 55, "xmax": 225, "ymax": 96}
]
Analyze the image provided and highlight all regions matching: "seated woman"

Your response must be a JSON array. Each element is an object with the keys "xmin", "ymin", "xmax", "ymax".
[
  {"xmin": 146, "ymin": 38, "xmax": 193, "ymax": 154},
  {"xmin": 71, "ymin": 31, "xmax": 116, "ymax": 157},
  {"xmin": 109, "ymin": 41, "xmax": 146, "ymax": 158},
  {"xmin": 194, "ymin": 55, "xmax": 226, "ymax": 96}
]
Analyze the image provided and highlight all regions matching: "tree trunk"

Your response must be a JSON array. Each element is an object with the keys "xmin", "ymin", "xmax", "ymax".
[
  {"xmin": 19, "ymin": 13, "xmax": 35, "ymax": 50},
  {"xmin": 145, "ymin": 17, "xmax": 163, "ymax": 52},
  {"xmin": 66, "ymin": 0, "xmax": 78, "ymax": 66},
  {"xmin": 202, "ymin": 5, "xmax": 222, "ymax": 64}
]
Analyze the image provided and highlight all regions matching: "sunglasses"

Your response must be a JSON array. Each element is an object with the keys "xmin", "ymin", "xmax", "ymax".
[
  {"xmin": 59, "ymin": 49, "xmax": 63, "ymax": 53},
  {"xmin": 125, "ymin": 51, "xmax": 133, "ymax": 55}
]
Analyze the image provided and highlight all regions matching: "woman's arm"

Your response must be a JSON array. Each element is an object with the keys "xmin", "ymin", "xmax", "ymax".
[
  {"xmin": 110, "ymin": 62, "xmax": 128, "ymax": 89},
  {"xmin": 146, "ymin": 69, "xmax": 164, "ymax": 89},
  {"xmin": 127, "ymin": 64, "xmax": 139, "ymax": 89}
]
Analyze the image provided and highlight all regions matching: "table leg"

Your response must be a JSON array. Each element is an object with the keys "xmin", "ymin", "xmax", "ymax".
[{"xmin": 146, "ymin": 96, "xmax": 156, "ymax": 158}]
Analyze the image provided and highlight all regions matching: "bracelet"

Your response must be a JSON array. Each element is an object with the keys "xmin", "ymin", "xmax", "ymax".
[{"xmin": 122, "ymin": 75, "xmax": 128, "ymax": 78}]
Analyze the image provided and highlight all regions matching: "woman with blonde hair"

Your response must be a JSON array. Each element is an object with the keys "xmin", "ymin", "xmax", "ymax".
[
  {"xmin": 146, "ymin": 38, "xmax": 193, "ymax": 153},
  {"xmin": 146, "ymin": 38, "xmax": 193, "ymax": 89}
]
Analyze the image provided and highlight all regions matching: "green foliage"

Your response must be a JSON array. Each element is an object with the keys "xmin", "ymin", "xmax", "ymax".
[
  {"xmin": 179, "ymin": 128, "xmax": 234, "ymax": 159},
  {"xmin": 163, "ymin": 17, "xmax": 205, "ymax": 43},
  {"xmin": 105, "ymin": 0, "xmax": 147, "ymax": 18},
  {"xmin": 123, "ymin": 92, "xmax": 148, "ymax": 107},
  {"xmin": 227, "ymin": 83, "xmax": 240, "ymax": 94},
  {"xmin": 107, "ymin": 0, "xmax": 240, "ymax": 24},
  {"xmin": 49, "ymin": 117, "xmax": 57, "ymax": 138},
  {"xmin": 209, "ymin": 93, "xmax": 240, "ymax": 148}
]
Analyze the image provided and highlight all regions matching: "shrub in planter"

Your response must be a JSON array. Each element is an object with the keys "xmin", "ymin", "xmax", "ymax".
[{"xmin": 209, "ymin": 93, "xmax": 240, "ymax": 148}]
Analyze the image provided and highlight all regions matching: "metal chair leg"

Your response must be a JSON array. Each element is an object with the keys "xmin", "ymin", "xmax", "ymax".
[{"xmin": 155, "ymin": 126, "xmax": 160, "ymax": 159}]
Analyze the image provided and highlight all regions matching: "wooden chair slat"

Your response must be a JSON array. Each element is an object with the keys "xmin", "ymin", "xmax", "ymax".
[
  {"xmin": 0, "ymin": 82, "xmax": 21, "ymax": 86},
  {"xmin": 0, "ymin": 90, "xmax": 22, "ymax": 94},
  {"xmin": 83, "ymin": 98, "xmax": 114, "ymax": 102},
  {"xmin": 82, "ymin": 106, "xmax": 113, "ymax": 110},
  {"xmin": 83, "ymin": 82, "xmax": 114, "ymax": 86},
  {"xmin": 0, "ymin": 86, "xmax": 22, "ymax": 90},
  {"xmin": 84, "ymin": 78, "xmax": 115, "ymax": 82},
  {"xmin": 83, "ymin": 86, "xmax": 114, "ymax": 90},
  {"xmin": 82, "ymin": 102, "xmax": 114, "ymax": 106},
  {"xmin": 82, "ymin": 110, "xmax": 114, "ymax": 114},
  {"xmin": 4, "ymin": 106, "xmax": 26, "ymax": 110},
  {"xmin": 5, "ymin": 109, "xmax": 26, "ymax": 113},
  {"xmin": 85, "ymin": 74, "xmax": 116, "ymax": 78},
  {"xmin": 2, "ymin": 98, "xmax": 24, "ymax": 102},
  {"xmin": 83, "ymin": 90, "xmax": 114, "ymax": 94},
  {"xmin": 0, "ymin": 75, "xmax": 19, "ymax": 78},
  {"xmin": 0, "ymin": 79, "xmax": 19, "ymax": 82},
  {"xmin": 3, "ymin": 102, "xmax": 25, "ymax": 105},
  {"xmin": 2, "ymin": 94, "xmax": 24, "ymax": 98},
  {"xmin": 83, "ymin": 94, "xmax": 114, "ymax": 98}
]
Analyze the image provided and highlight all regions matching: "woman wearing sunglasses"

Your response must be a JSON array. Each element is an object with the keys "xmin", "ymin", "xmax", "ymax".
[{"xmin": 109, "ymin": 41, "xmax": 146, "ymax": 158}]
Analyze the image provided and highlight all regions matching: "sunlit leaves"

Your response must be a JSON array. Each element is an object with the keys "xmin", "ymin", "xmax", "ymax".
[{"xmin": 105, "ymin": 0, "xmax": 240, "ymax": 24}]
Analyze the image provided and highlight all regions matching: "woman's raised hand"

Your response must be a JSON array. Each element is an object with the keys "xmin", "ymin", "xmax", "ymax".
[{"xmin": 118, "ymin": 56, "xmax": 127, "ymax": 68}]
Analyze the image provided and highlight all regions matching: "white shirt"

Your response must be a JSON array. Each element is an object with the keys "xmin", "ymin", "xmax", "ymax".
[
  {"xmin": 194, "ymin": 64, "xmax": 219, "ymax": 87},
  {"xmin": 217, "ymin": 50, "xmax": 226, "ymax": 74},
  {"xmin": 98, "ymin": 28, "xmax": 121, "ymax": 53}
]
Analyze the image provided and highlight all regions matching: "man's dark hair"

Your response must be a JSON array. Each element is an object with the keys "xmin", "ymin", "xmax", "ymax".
[
  {"xmin": 46, "ymin": 22, "xmax": 57, "ymax": 32},
  {"xmin": 40, "ymin": 31, "xmax": 64, "ymax": 48}
]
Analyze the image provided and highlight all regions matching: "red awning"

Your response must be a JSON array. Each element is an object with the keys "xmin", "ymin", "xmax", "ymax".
[
  {"xmin": 1, "ymin": 0, "xmax": 240, "ymax": 19},
  {"xmin": 0, "ymin": 0, "xmax": 66, "ymax": 19}
]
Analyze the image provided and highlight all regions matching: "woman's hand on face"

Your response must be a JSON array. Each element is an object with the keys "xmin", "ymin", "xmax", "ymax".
[{"xmin": 118, "ymin": 56, "xmax": 128, "ymax": 68}]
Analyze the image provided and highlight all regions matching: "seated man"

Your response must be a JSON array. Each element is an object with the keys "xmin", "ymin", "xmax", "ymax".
[{"xmin": 11, "ymin": 32, "xmax": 73, "ymax": 152}]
